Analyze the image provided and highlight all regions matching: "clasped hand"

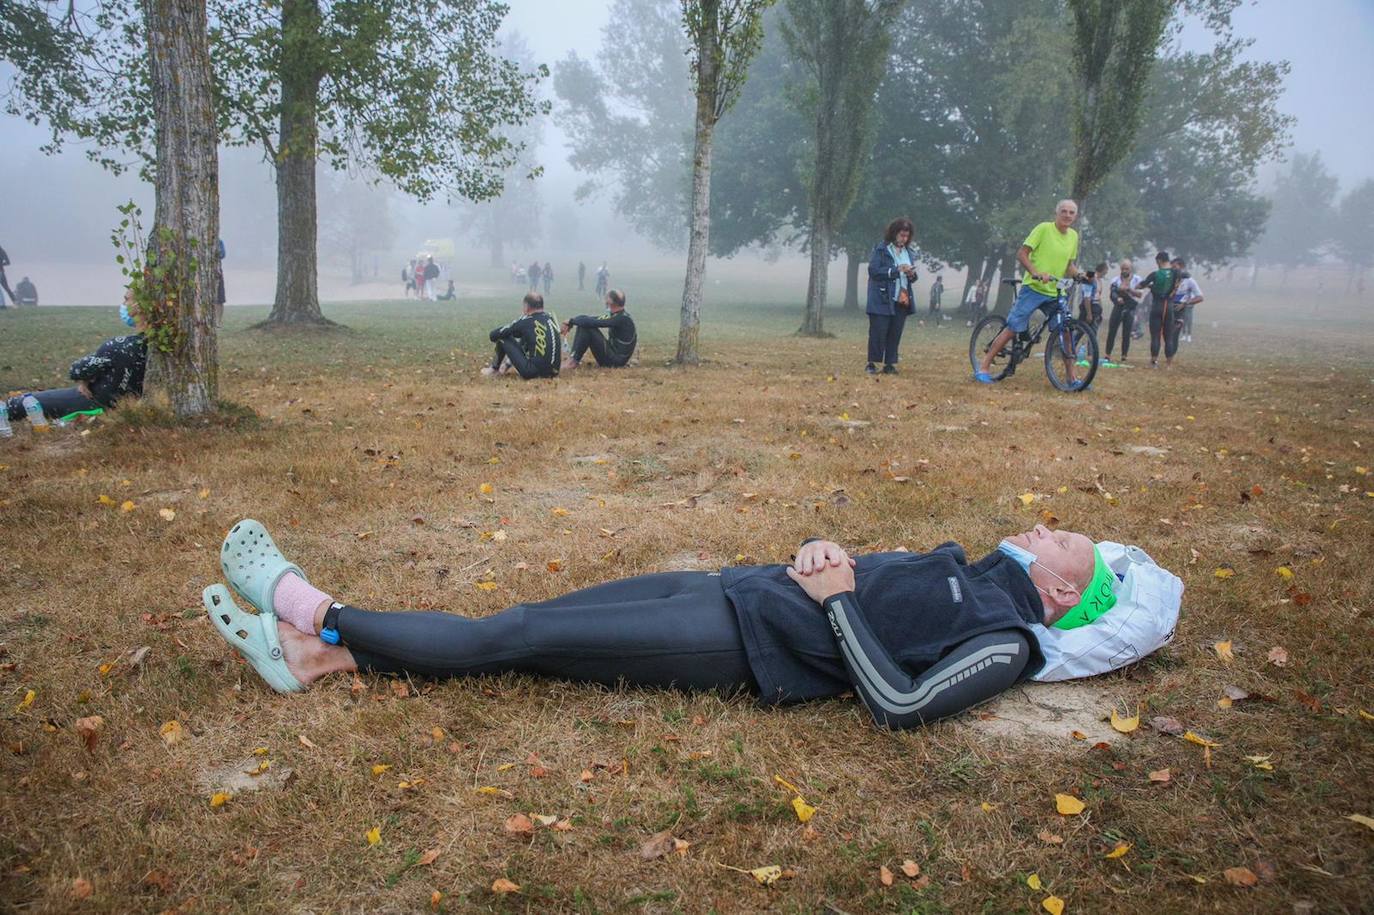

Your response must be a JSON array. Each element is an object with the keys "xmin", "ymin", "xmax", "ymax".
[{"xmin": 785, "ymin": 540, "xmax": 856, "ymax": 606}]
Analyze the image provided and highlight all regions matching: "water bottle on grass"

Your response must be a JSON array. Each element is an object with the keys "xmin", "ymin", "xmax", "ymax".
[
  {"xmin": 22, "ymin": 395, "xmax": 48, "ymax": 432},
  {"xmin": 0, "ymin": 406, "xmax": 11, "ymax": 439}
]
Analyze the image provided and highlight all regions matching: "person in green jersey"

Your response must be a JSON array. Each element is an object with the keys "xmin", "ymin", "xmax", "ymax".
[{"xmin": 975, "ymin": 200, "xmax": 1083, "ymax": 385}]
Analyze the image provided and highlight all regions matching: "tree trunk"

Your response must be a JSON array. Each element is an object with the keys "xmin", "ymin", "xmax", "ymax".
[
  {"xmin": 264, "ymin": 0, "xmax": 332, "ymax": 326},
  {"xmin": 675, "ymin": 10, "xmax": 720, "ymax": 366},
  {"xmin": 142, "ymin": 0, "xmax": 219, "ymax": 417},
  {"xmin": 799, "ymin": 219, "xmax": 831, "ymax": 336},
  {"xmin": 993, "ymin": 246, "xmax": 1016, "ymax": 314},
  {"xmin": 842, "ymin": 250, "xmax": 860, "ymax": 311}
]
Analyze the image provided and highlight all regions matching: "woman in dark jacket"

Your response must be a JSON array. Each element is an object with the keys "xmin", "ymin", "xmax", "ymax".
[{"xmin": 866, "ymin": 217, "xmax": 919, "ymax": 374}]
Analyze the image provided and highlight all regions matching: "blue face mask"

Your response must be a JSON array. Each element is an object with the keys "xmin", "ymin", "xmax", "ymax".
[
  {"xmin": 119, "ymin": 302, "xmax": 137, "ymax": 328},
  {"xmin": 997, "ymin": 539, "xmax": 1037, "ymax": 572}
]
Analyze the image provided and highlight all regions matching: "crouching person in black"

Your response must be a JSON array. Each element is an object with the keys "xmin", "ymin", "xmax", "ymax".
[
  {"xmin": 561, "ymin": 288, "xmax": 637, "ymax": 370},
  {"xmin": 5, "ymin": 289, "xmax": 148, "ymax": 424},
  {"xmin": 482, "ymin": 292, "xmax": 561, "ymax": 379}
]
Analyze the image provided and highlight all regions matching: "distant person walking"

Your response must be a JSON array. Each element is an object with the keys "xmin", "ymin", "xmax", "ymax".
[
  {"xmin": 594, "ymin": 262, "xmax": 609, "ymax": 298},
  {"xmin": 413, "ymin": 258, "xmax": 427, "ymax": 300},
  {"xmin": 866, "ymin": 217, "xmax": 919, "ymax": 375},
  {"xmin": 542, "ymin": 261, "xmax": 553, "ymax": 296},
  {"xmin": 927, "ymin": 275, "xmax": 944, "ymax": 326},
  {"xmin": 403, "ymin": 260, "xmax": 417, "ymax": 297},
  {"xmin": 578, "ymin": 261, "xmax": 586, "ymax": 291},
  {"xmin": 214, "ymin": 238, "xmax": 227, "ymax": 325},
  {"xmin": 1105, "ymin": 259, "xmax": 1143, "ymax": 363},
  {"xmin": 528, "ymin": 260, "xmax": 542, "ymax": 293},
  {"xmin": 423, "ymin": 256, "xmax": 440, "ymax": 301},
  {"xmin": 1170, "ymin": 257, "xmax": 1204, "ymax": 343},
  {"xmin": 0, "ymin": 244, "xmax": 16, "ymax": 307}
]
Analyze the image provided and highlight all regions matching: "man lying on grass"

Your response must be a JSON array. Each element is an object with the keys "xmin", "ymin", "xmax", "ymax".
[{"xmin": 205, "ymin": 521, "xmax": 1119, "ymax": 729}]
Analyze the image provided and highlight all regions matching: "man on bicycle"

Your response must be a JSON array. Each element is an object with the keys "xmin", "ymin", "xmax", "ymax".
[{"xmin": 974, "ymin": 200, "xmax": 1083, "ymax": 386}]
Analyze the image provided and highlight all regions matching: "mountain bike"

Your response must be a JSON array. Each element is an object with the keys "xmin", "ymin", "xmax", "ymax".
[{"xmin": 968, "ymin": 277, "xmax": 1100, "ymax": 392}]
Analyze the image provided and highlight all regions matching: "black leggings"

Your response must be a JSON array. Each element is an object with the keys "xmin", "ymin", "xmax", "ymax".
[
  {"xmin": 492, "ymin": 340, "xmax": 555, "ymax": 379},
  {"xmin": 336, "ymin": 571, "xmax": 758, "ymax": 694},
  {"xmin": 1148, "ymin": 300, "xmax": 1181, "ymax": 361},
  {"xmin": 1105, "ymin": 303, "xmax": 1135, "ymax": 359},
  {"xmin": 570, "ymin": 327, "xmax": 629, "ymax": 367},
  {"xmin": 5, "ymin": 387, "xmax": 102, "ymax": 422}
]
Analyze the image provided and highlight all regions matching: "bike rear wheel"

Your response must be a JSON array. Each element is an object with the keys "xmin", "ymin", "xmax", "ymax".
[
  {"xmin": 969, "ymin": 315, "xmax": 1012, "ymax": 380},
  {"xmin": 1044, "ymin": 318, "xmax": 1099, "ymax": 392}
]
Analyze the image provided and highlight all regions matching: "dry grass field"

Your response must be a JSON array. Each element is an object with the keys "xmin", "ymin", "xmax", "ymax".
[{"xmin": 2, "ymin": 273, "xmax": 1372, "ymax": 914}]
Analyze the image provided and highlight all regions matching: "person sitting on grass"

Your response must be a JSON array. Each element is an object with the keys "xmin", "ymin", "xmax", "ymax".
[
  {"xmin": 4, "ymin": 289, "xmax": 147, "ymax": 425},
  {"xmin": 203, "ymin": 520, "xmax": 1124, "ymax": 730},
  {"xmin": 561, "ymin": 288, "xmax": 637, "ymax": 370},
  {"xmin": 481, "ymin": 292, "xmax": 562, "ymax": 380}
]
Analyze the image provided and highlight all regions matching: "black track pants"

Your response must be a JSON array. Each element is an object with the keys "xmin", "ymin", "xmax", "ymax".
[
  {"xmin": 867, "ymin": 311, "xmax": 908, "ymax": 366},
  {"xmin": 570, "ymin": 327, "xmax": 629, "ymax": 367},
  {"xmin": 1105, "ymin": 303, "xmax": 1135, "ymax": 359},
  {"xmin": 336, "ymin": 571, "xmax": 758, "ymax": 694},
  {"xmin": 5, "ymin": 387, "xmax": 102, "ymax": 422},
  {"xmin": 1148, "ymin": 301, "xmax": 1181, "ymax": 360}
]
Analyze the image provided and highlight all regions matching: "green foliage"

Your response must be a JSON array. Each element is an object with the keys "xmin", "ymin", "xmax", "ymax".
[
  {"xmin": 1252, "ymin": 151, "xmax": 1339, "ymax": 271},
  {"xmin": 1332, "ymin": 180, "xmax": 1374, "ymax": 272},
  {"xmin": 680, "ymin": 0, "xmax": 774, "ymax": 123},
  {"xmin": 554, "ymin": 0, "xmax": 694, "ymax": 247},
  {"xmin": 1066, "ymin": 0, "xmax": 1172, "ymax": 201},
  {"xmin": 109, "ymin": 202, "xmax": 190, "ymax": 355},
  {"xmin": 4, "ymin": 0, "xmax": 545, "ymax": 203}
]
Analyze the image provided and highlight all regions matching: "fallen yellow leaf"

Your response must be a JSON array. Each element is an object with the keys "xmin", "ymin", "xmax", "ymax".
[
  {"xmin": 491, "ymin": 877, "xmax": 520, "ymax": 895},
  {"xmin": 15, "ymin": 689, "xmax": 35, "ymax": 713},
  {"xmin": 980, "ymin": 801, "xmax": 997, "ymax": 812},
  {"xmin": 209, "ymin": 792, "xmax": 231, "ymax": 807},
  {"xmin": 97, "ymin": 494, "xmax": 115, "ymax": 506},
  {"xmin": 1105, "ymin": 843, "xmax": 1131, "ymax": 859},
  {"xmin": 158, "ymin": 508, "xmax": 176, "ymax": 522},
  {"xmin": 198, "ymin": 488, "xmax": 210, "ymax": 499},
  {"xmin": 365, "ymin": 826, "xmax": 381, "ymax": 846},
  {"xmin": 1042, "ymin": 895, "xmax": 1065, "ymax": 915},
  {"xmin": 120, "ymin": 500, "xmax": 136, "ymax": 512},
  {"xmin": 475, "ymin": 786, "xmax": 514, "ymax": 799},
  {"xmin": 371, "ymin": 764, "xmax": 391, "ymax": 776},
  {"xmin": 1213, "ymin": 567, "xmax": 1235, "ymax": 580},
  {"xmin": 1275, "ymin": 566, "xmax": 1293, "ymax": 580},
  {"xmin": 1344, "ymin": 813, "xmax": 1374, "ymax": 831},
  {"xmin": 1244, "ymin": 755, "xmax": 1274, "ymax": 771},
  {"xmin": 1110, "ymin": 707, "xmax": 1140, "ymax": 733},
  {"xmin": 1213, "ymin": 640, "xmax": 1234, "ymax": 663},
  {"xmin": 791, "ymin": 796, "xmax": 817, "ymax": 823},
  {"xmin": 1183, "ymin": 731, "xmax": 1221, "ymax": 748},
  {"xmin": 551, "ymin": 507, "xmax": 571, "ymax": 517},
  {"xmin": 159, "ymin": 720, "xmax": 184, "ymax": 746},
  {"xmin": 1019, "ymin": 492, "xmax": 1036, "ymax": 506},
  {"xmin": 478, "ymin": 483, "xmax": 493, "ymax": 495},
  {"xmin": 1055, "ymin": 793, "xmax": 1086, "ymax": 816},
  {"xmin": 474, "ymin": 581, "xmax": 499, "ymax": 591},
  {"xmin": 1360, "ymin": 710, "xmax": 1374, "ymax": 721},
  {"xmin": 750, "ymin": 865, "xmax": 783, "ymax": 886},
  {"xmin": 1027, "ymin": 873, "xmax": 1043, "ymax": 890}
]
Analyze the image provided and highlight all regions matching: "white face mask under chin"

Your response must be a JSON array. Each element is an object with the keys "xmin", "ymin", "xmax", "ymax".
[{"xmin": 998, "ymin": 539, "xmax": 1080, "ymax": 604}]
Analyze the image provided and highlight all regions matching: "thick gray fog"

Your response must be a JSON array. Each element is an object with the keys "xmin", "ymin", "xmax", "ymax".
[{"xmin": 0, "ymin": 0, "xmax": 1370, "ymax": 305}]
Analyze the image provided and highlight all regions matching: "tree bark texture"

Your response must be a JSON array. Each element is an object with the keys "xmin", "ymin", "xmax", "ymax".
[
  {"xmin": 957, "ymin": 253, "xmax": 982, "ymax": 315},
  {"xmin": 143, "ymin": 0, "xmax": 219, "ymax": 416},
  {"xmin": 800, "ymin": 219, "xmax": 832, "ymax": 335},
  {"xmin": 266, "ymin": 0, "xmax": 330, "ymax": 325},
  {"xmin": 676, "ymin": 6, "xmax": 720, "ymax": 366},
  {"xmin": 843, "ymin": 250, "xmax": 860, "ymax": 311},
  {"xmin": 993, "ymin": 246, "xmax": 1016, "ymax": 314}
]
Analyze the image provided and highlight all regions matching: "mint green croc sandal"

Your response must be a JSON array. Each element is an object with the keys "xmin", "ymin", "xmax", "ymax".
[
  {"xmin": 220, "ymin": 519, "xmax": 307, "ymax": 616},
  {"xmin": 203, "ymin": 584, "xmax": 304, "ymax": 694}
]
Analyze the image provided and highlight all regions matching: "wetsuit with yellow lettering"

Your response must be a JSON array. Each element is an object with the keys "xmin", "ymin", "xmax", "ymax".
[{"xmin": 489, "ymin": 311, "xmax": 562, "ymax": 379}]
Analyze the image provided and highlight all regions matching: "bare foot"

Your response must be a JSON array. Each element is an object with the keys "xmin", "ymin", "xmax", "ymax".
[{"xmin": 276, "ymin": 621, "xmax": 355, "ymax": 687}]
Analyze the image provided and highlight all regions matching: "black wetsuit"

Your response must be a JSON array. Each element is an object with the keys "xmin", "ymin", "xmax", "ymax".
[
  {"xmin": 489, "ymin": 311, "xmax": 562, "ymax": 379},
  {"xmin": 1138, "ymin": 268, "xmax": 1179, "ymax": 362},
  {"xmin": 326, "ymin": 543, "xmax": 1040, "ymax": 730},
  {"xmin": 567, "ymin": 309, "xmax": 636, "ymax": 367},
  {"xmin": 5, "ymin": 332, "xmax": 147, "ymax": 421}
]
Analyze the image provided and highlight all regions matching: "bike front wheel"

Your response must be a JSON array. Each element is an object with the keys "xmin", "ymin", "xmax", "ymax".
[
  {"xmin": 1044, "ymin": 318, "xmax": 1099, "ymax": 392},
  {"xmin": 969, "ymin": 315, "xmax": 1013, "ymax": 380}
]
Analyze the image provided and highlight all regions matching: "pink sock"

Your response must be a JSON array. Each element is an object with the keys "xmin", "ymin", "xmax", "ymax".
[{"xmin": 273, "ymin": 573, "xmax": 333, "ymax": 635}]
